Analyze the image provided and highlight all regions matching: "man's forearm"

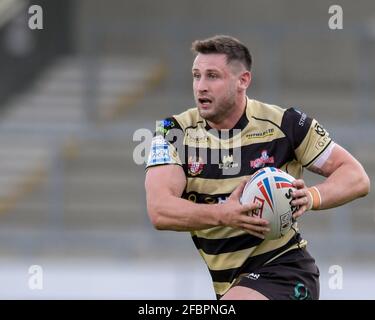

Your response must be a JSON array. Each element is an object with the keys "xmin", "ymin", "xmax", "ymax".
[
  {"xmin": 147, "ymin": 195, "xmax": 224, "ymax": 231},
  {"xmin": 314, "ymin": 162, "xmax": 370, "ymax": 210}
]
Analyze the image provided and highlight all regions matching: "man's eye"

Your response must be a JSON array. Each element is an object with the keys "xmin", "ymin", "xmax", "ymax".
[
  {"xmin": 193, "ymin": 74, "xmax": 200, "ymax": 79},
  {"xmin": 208, "ymin": 73, "xmax": 218, "ymax": 79}
]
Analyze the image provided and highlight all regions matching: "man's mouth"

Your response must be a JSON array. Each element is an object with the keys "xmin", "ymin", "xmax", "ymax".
[{"xmin": 198, "ymin": 98, "xmax": 212, "ymax": 106}]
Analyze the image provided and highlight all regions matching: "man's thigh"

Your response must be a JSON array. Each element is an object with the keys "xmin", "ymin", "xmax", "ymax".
[{"xmin": 221, "ymin": 286, "xmax": 269, "ymax": 300}]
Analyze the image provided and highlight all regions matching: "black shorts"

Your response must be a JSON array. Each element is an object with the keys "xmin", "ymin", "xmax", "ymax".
[{"xmin": 232, "ymin": 248, "xmax": 320, "ymax": 300}]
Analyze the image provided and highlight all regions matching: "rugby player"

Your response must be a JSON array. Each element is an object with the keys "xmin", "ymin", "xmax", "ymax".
[{"xmin": 145, "ymin": 35, "xmax": 370, "ymax": 300}]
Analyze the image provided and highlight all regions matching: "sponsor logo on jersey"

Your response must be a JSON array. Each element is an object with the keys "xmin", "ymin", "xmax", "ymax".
[
  {"xmin": 246, "ymin": 273, "xmax": 260, "ymax": 280},
  {"xmin": 147, "ymin": 136, "xmax": 172, "ymax": 165},
  {"xmin": 156, "ymin": 119, "xmax": 175, "ymax": 135},
  {"xmin": 246, "ymin": 128, "xmax": 274, "ymax": 139},
  {"xmin": 314, "ymin": 122, "xmax": 326, "ymax": 137},
  {"xmin": 298, "ymin": 113, "xmax": 307, "ymax": 126},
  {"xmin": 185, "ymin": 192, "xmax": 229, "ymax": 204},
  {"xmin": 250, "ymin": 150, "xmax": 275, "ymax": 168},
  {"xmin": 293, "ymin": 108, "xmax": 307, "ymax": 127},
  {"xmin": 315, "ymin": 134, "xmax": 329, "ymax": 150},
  {"xmin": 290, "ymin": 282, "xmax": 312, "ymax": 300},
  {"xmin": 219, "ymin": 155, "xmax": 239, "ymax": 169},
  {"xmin": 188, "ymin": 156, "xmax": 204, "ymax": 176}
]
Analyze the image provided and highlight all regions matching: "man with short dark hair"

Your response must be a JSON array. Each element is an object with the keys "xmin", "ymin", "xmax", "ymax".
[{"xmin": 145, "ymin": 35, "xmax": 370, "ymax": 300}]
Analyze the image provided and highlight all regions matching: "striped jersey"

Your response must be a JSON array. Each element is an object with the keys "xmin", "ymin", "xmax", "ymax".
[{"xmin": 146, "ymin": 97, "xmax": 332, "ymax": 297}]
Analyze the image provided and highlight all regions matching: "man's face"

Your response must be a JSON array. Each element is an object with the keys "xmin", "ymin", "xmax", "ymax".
[{"xmin": 192, "ymin": 53, "xmax": 240, "ymax": 123}]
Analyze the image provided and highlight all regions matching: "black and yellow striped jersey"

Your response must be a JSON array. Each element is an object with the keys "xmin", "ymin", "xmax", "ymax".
[{"xmin": 146, "ymin": 97, "xmax": 332, "ymax": 298}]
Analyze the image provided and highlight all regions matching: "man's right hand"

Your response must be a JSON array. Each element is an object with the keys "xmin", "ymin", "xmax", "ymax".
[{"xmin": 218, "ymin": 179, "xmax": 270, "ymax": 239}]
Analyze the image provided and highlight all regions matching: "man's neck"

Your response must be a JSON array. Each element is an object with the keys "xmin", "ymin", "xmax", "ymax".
[{"xmin": 207, "ymin": 95, "xmax": 247, "ymax": 130}]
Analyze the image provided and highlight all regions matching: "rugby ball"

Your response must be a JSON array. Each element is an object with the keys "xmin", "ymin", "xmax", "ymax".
[{"xmin": 240, "ymin": 167, "xmax": 297, "ymax": 240}]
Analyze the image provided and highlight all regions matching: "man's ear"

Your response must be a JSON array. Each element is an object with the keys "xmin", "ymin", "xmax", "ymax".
[{"xmin": 238, "ymin": 71, "xmax": 251, "ymax": 91}]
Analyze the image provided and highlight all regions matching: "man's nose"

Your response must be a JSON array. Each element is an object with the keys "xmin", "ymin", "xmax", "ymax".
[{"xmin": 196, "ymin": 79, "xmax": 208, "ymax": 93}]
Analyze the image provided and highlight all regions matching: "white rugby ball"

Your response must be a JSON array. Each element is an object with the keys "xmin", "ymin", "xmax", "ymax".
[{"xmin": 240, "ymin": 167, "xmax": 297, "ymax": 240}]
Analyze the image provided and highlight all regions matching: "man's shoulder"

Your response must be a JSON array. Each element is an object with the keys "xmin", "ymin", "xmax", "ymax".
[
  {"xmin": 249, "ymin": 99, "xmax": 287, "ymax": 125},
  {"xmin": 249, "ymin": 99, "xmax": 315, "ymax": 136},
  {"xmin": 169, "ymin": 107, "xmax": 203, "ymax": 130}
]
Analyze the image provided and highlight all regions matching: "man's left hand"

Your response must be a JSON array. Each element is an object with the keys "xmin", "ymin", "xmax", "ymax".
[{"xmin": 291, "ymin": 179, "xmax": 312, "ymax": 219}]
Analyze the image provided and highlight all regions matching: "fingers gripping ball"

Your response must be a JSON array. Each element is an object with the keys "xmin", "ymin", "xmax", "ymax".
[{"xmin": 240, "ymin": 167, "xmax": 298, "ymax": 240}]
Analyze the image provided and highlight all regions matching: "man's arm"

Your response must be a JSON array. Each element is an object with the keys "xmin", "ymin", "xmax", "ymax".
[
  {"xmin": 145, "ymin": 164, "xmax": 270, "ymax": 238},
  {"xmin": 292, "ymin": 143, "xmax": 370, "ymax": 217}
]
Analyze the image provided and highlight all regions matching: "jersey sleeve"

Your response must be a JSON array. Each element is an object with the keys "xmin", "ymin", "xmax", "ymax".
[
  {"xmin": 146, "ymin": 117, "xmax": 184, "ymax": 169},
  {"xmin": 281, "ymin": 107, "xmax": 333, "ymax": 168}
]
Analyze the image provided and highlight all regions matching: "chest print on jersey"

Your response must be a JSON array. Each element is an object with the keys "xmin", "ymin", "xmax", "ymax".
[
  {"xmin": 188, "ymin": 156, "xmax": 205, "ymax": 176},
  {"xmin": 219, "ymin": 154, "xmax": 239, "ymax": 170},
  {"xmin": 250, "ymin": 150, "xmax": 275, "ymax": 169}
]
